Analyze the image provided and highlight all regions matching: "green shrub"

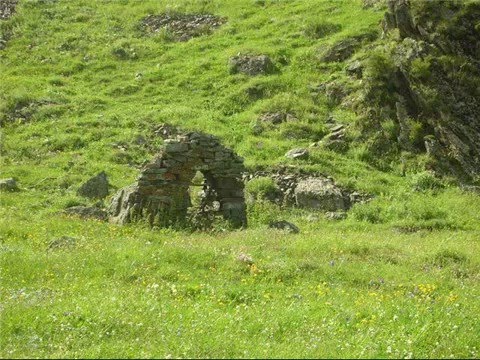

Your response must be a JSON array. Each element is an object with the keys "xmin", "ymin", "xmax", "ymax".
[
  {"xmin": 351, "ymin": 202, "xmax": 384, "ymax": 223},
  {"xmin": 411, "ymin": 171, "xmax": 444, "ymax": 192},
  {"xmin": 408, "ymin": 120, "xmax": 429, "ymax": 149},
  {"xmin": 247, "ymin": 199, "xmax": 283, "ymax": 226},
  {"xmin": 246, "ymin": 177, "xmax": 280, "ymax": 200},
  {"xmin": 410, "ymin": 58, "xmax": 431, "ymax": 81}
]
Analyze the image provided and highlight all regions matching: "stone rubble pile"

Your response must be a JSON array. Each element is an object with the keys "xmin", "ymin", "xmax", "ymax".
[
  {"xmin": 245, "ymin": 169, "xmax": 370, "ymax": 211},
  {"xmin": 141, "ymin": 13, "xmax": 226, "ymax": 42},
  {"xmin": 0, "ymin": 0, "xmax": 17, "ymax": 20}
]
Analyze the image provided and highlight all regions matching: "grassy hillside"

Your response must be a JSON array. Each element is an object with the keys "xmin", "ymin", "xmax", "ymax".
[{"xmin": 1, "ymin": 0, "xmax": 479, "ymax": 358}]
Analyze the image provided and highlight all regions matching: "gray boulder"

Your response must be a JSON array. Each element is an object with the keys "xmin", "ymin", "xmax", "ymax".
[
  {"xmin": 294, "ymin": 177, "xmax": 348, "ymax": 211},
  {"xmin": 285, "ymin": 148, "xmax": 309, "ymax": 160},
  {"xmin": 0, "ymin": 178, "xmax": 19, "ymax": 192},
  {"xmin": 320, "ymin": 38, "xmax": 358, "ymax": 63},
  {"xmin": 77, "ymin": 171, "xmax": 109, "ymax": 199},
  {"xmin": 269, "ymin": 220, "xmax": 300, "ymax": 234},
  {"xmin": 229, "ymin": 54, "xmax": 275, "ymax": 76},
  {"xmin": 325, "ymin": 211, "xmax": 347, "ymax": 220}
]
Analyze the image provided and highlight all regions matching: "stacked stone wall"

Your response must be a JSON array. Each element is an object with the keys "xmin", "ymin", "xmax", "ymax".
[{"xmin": 109, "ymin": 132, "xmax": 247, "ymax": 228}]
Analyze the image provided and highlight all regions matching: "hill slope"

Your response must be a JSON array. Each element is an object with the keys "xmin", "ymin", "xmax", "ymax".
[{"xmin": 1, "ymin": 0, "xmax": 480, "ymax": 358}]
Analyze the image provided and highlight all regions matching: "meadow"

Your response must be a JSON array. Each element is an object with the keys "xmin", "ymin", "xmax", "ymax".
[{"xmin": 1, "ymin": 0, "xmax": 479, "ymax": 358}]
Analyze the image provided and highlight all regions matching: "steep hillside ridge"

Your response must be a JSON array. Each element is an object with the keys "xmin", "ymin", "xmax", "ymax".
[{"xmin": 353, "ymin": 0, "xmax": 480, "ymax": 182}]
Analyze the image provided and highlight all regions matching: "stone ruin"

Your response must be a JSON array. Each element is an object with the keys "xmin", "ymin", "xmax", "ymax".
[{"xmin": 108, "ymin": 132, "xmax": 247, "ymax": 228}]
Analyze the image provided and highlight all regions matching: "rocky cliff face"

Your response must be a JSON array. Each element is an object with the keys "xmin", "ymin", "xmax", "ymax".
[{"xmin": 356, "ymin": 0, "xmax": 480, "ymax": 183}]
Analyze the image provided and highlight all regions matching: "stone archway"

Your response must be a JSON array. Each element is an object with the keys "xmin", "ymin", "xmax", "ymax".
[{"xmin": 108, "ymin": 132, "xmax": 247, "ymax": 228}]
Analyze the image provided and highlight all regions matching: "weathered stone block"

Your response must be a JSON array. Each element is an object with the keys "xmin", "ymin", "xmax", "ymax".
[
  {"xmin": 294, "ymin": 177, "xmax": 346, "ymax": 211},
  {"xmin": 164, "ymin": 141, "xmax": 189, "ymax": 153}
]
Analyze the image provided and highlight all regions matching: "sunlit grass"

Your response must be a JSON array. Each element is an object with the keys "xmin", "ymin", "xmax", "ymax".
[{"xmin": 1, "ymin": 0, "xmax": 480, "ymax": 358}]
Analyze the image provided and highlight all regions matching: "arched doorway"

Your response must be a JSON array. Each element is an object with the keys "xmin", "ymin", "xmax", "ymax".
[{"xmin": 108, "ymin": 132, "xmax": 247, "ymax": 228}]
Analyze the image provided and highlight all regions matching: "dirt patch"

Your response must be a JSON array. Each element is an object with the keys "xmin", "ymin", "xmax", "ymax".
[
  {"xmin": 0, "ymin": 0, "xmax": 17, "ymax": 20},
  {"xmin": 141, "ymin": 13, "xmax": 226, "ymax": 42}
]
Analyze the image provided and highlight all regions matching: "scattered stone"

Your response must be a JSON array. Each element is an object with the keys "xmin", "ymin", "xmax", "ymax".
[
  {"xmin": 460, "ymin": 185, "xmax": 480, "ymax": 194},
  {"xmin": 349, "ymin": 191, "xmax": 371, "ymax": 204},
  {"xmin": 382, "ymin": 0, "xmax": 418, "ymax": 39},
  {"xmin": 48, "ymin": 236, "xmax": 77, "ymax": 250},
  {"xmin": 346, "ymin": 60, "xmax": 363, "ymax": 78},
  {"xmin": 325, "ymin": 211, "xmax": 347, "ymax": 220},
  {"xmin": 325, "ymin": 81, "xmax": 348, "ymax": 104},
  {"xmin": 251, "ymin": 123, "xmax": 264, "ymax": 135},
  {"xmin": 259, "ymin": 112, "xmax": 285, "ymax": 125},
  {"xmin": 141, "ymin": 13, "xmax": 226, "ymax": 42},
  {"xmin": 77, "ymin": 172, "xmax": 109, "ymax": 199},
  {"xmin": 0, "ymin": 0, "xmax": 17, "ymax": 21},
  {"xmin": 0, "ymin": 178, "xmax": 18, "ymax": 192},
  {"xmin": 109, "ymin": 132, "xmax": 247, "ymax": 229},
  {"xmin": 133, "ymin": 135, "xmax": 147, "ymax": 146},
  {"xmin": 237, "ymin": 253, "xmax": 254, "ymax": 264},
  {"xmin": 64, "ymin": 206, "xmax": 108, "ymax": 221},
  {"xmin": 229, "ymin": 54, "xmax": 275, "ymax": 76},
  {"xmin": 320, "ymin": 38, "xmax": 359, "ymax": 62},
  {"xmin": 305, "ymin": 214, "xmax": 320, "ymax": 222},
  {"xmin": 295, "ymin": 177, "xmax": 348, "ymax": 211},
  {"xmin": 319, "ymin": 123, "xmax": 349, "ymax": 152},
  {"xmin": 269, "ymin": 220, "xmax": 300, "ymax": 234},
  {"xmin": 153, "ymin": 123, "xmax": 178, "ymax": 139},
  {"xmin": 285, "ymin": 148, "xmax": 309, "ymax": 160},
  {"xmin": 245, "ymin": 169, "xmax": 371, "ymax": 209},
  {"xmin": 258, "ymin": 112, "xmax": 297, "ymax": 125}
]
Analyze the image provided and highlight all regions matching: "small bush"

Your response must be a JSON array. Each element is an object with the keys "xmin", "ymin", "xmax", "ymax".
[
  {"xmin": 411, "ymin": 171, "xmax": 444, "ymax": 192},
  {"xmin": 410, "ymin": 58, "xmax": 431, "ymax": 81},
  {"xmin": 351, "ymin": 203, "xmax": 384, "ymax": 223},
  {"xmin": 408, "ymin": 120, "xmax": 428, "ymax": 149},
  {"xmin": 246, "ymin": 177, "xmax": 280, "ymax": 200},
  {"xmin": 247, "ymin": 200, "xmax": 283, "ymax": 226}
]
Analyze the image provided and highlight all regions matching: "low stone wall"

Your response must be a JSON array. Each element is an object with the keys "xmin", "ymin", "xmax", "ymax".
[{"xmin": 109, "ymin": 132, "xmax": 247, "ymax": 228}]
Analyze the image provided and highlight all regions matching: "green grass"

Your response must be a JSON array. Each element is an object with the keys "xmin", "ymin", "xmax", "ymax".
[{"xmin": 1, "ymin": 0, "xmax": 480, "ymax": 358}]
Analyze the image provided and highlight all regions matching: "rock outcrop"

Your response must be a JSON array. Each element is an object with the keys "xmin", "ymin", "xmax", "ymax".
[
  {"xmin": 245, "ymin": 170, "xmax": 370, "ymax": 210},
  {"xmin": 294, "ymin": 178, "xmax": 348, "ymax": 212},
  {"xmin": 355, "ymin": 0, "xmax": 480, "ymax": 182},
  {"xmin": 77, "ymin": 172, "xmax": 109, "ymax": 199}
]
